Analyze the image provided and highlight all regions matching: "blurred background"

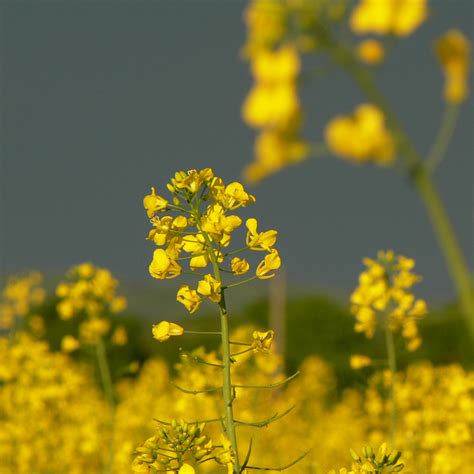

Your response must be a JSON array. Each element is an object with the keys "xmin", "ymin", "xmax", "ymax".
[{"xmin": 1, "ymin": 0, "xmax": 473, "ymax": 380}]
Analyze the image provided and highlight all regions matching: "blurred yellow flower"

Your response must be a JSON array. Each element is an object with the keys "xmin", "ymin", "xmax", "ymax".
[
  {"xmin": 61, "ymin": 335, "xmax": 81, "ymax": 353},
  {"xmin": 325, "ymin": 104, "xmax": 395, "ymax": 165},
  {"xmin": 435, "ymin": 29, "xmax": 471, "ymax": 104},
  {"xmin": 350, "ymin": 354, "xmax": 373, "ymax": 369},
  {"xmin": 356, "ymin": 39, "xmax": 385, "ymax": 64},
  {"xmin": 111, "ymin": 325, "xmax": 128, "ymax": 346},
  {"xmin": 350, "ymin": 0, "xmax": 428, "ymax": 37}
]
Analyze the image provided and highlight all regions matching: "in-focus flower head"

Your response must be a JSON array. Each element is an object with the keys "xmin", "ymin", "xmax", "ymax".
[{"xmin": 143, "ymin": 168, "xmax": 281, "ymax": 314}]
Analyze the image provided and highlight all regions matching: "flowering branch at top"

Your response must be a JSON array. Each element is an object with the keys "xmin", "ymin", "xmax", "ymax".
[{"xmin": 143, "ymin": 168, "xmax": 281, "ymax": 314}]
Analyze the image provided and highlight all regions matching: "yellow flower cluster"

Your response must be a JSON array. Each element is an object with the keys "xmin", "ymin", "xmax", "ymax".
[
  {"xmin": 242, "ymin": 46, "xmax": 308, "ymax": 183},
  {"xmin": 350, "ymin": 250, "xmax": 427, "ymax": 351},
  {"xmin": 0, "ymin": 271, "xmax": 45, "ymax": 330},
  {"xmin": 241, "ymin": 0, "xmax": 310, "ymax": 183},
  {"xmin": 366, "ymin": 363, "xmax": 474, "ymax": 473},
  {"xmin": 143, "ymin": 169, "xmax": 281, "ymax": 314},
  {"xmin": 0, "ymin": 332, "xmax": 106, "ymax": 473},
  {"xmin": 350, "ymin": 0, "xmax": 428, "ymax": 37},
  {"xmin": 328, "ymin": 443, "xmax": 405, "ymax": 474},
  {"xmin": 325, "ymin": 104, "xmax": 395, "ymax": 166},
  {"xmin": 56, "ymin": 262, "xmax": 127, "ymax": 345},
  {"xmin": 435, "ymin": 29, "xmax": 471, "ymax": 104}
]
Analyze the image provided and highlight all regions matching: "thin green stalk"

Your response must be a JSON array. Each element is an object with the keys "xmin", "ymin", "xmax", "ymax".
[
  {"xmin": 384, "ymin": 326, "xmax": 397, "ymax": 446},
  {"xmin": 197, "ymin": 221, "xmax": 241, "ymax": 474},
  {"xmin": 326, "ymin": 39, "xmax": 474, "ymax": 339},
  {"xmin": 216, "ymin": 289, "xmax": 241, "ymax": 474},
  {"xmin": 425, "ymin": 104, "xmax": 460, "ymax": 173},
  {"xmin": 96, "ymin": 337, "xmax": 115, "ymax": 474}
]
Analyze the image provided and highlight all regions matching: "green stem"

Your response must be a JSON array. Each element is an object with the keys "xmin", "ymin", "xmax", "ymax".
[
  {"xmin": 425, "ymin": 104, "xmax": 460, "ymax": 173},
  {"xmin": 197, "ymin": 223, "xmax": 241, "ymax": 473},
  {"xmin": 217, "ymin": 289, "xmax": 241, "ymax": 474},
  {"xmin": 326, "ymin": 39, "xmax": 474, "ymax": 339},
  {"xmin": 384, "ymin": 326, "xmax": 397, "ymax": 446},
  {"xmin": 96, "ymin": 338, "xmax": 115, "ymax": 474}
]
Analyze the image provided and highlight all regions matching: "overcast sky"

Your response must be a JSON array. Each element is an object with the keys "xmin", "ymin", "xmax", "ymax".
[{"xmin": 1, "ymin": 0, "xmax": 472, "ymax": 304}]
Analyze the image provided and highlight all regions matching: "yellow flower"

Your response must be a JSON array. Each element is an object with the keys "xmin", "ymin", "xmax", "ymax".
[
  {"xmin": 242, "ymin": 0, "xmax": 287, "ymax": 57},
  {"xmin": 57, "ymin": 299, "xmax": 76, "ymax": 320},
  {"xmin": 61, "ymin": 335, "xmax": 80, "ymax": 353},
  {"xmin": 350, "ymin": 0, "xmax": 428, "ymax": 37},
  {"xmin": 149, "ymin": 249, "xmax": 182, "ymax": 279},
  {"xmin": 325, "ymin": 104, "xmax": 395, "ymax": 165},
  {"xmin": 179, "ymin": 465, "xmax": 195, "ymax": 474},
  {"xmin": 351, "ymin": 250, "xmax": 427, "ymax": 348},
  {"xmin": 246, "ymin": 218, "xmax": 278, "ymax": 251},
  {"xmin": 111, "ymin": 325, "xmax": 128, "ymax": 346},
  {"xmin": 143, "ymin": 187, "xmax": 168, "ymax": 218},
  {"xmin": 197, "ymin": 274, "xmax": 222, "ymax": 303},
  {"xmin": 177, "ymin": 285, "xmax": 202, "ymax": 314},
  {"xmin": 110, "ymin": 295, "xmax": 127, "ymax": 313},
  {"xmin": 252, "ymin": 330, "xmax": 274, "ymax": 352},
  {"xmin": 251, "ymin": 46, "xmax": 300, "ymax": 84},
  {"xmin": 231, "ymin": 257, "xmax": 250, "ymax": 275},
  {"xmin": 152, "ymin": 321, "xmax": 184, "ymax": 342},
  {"xmin": 244, "ymin": 130, "xmax": 309, "ymax": 183},
  {"xmin": 356, "ymin": 39, "xmax": 385, "ymax": 64},
  {"xmin": 79, "ymin": 318, "xmax": 111, "ymax": 344},
  {"xmin": 256, "ymin": 249, "xmax": 281, "ymax": 279},
  {"xmin": 435, "ymin": 29, "xmax": 471, "ymax": 104},
  {"xmin": 218, "ymin": 182, "xmax": 256, "ymax": 210},
  {"xmin": 350, "ymin": 354, "xmax": 373, "ymax": 369},
  {"xmin": 169, "ymin": 168, "xmax": 214, "ymax": 194},
  {"xmin": 201, "ymin": 203, "xmax": 242, "ymax": 247}
]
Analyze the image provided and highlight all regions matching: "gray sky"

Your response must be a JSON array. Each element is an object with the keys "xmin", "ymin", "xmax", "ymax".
[{"xmin": 1, "ymin": 0, "xmax": 472, "ymax": 304}]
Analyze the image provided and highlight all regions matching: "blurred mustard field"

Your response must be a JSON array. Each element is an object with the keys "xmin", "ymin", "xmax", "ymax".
[{"xmin": 1, "ymin": 1, "xmax": 473, "ymax": 474}]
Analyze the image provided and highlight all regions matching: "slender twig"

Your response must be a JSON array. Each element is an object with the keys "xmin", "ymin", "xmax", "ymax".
[
  {"xmin": 235, "ymin": 405, "xmax": 296, "ymax": 428},
  {"xmin": 246, "ymin": 450, "xmax": 311, "ymax": 471},
  {"xmin": 179, "ymin": 348, "xmax": 224, "ymax": 368},
  {"xmin": 233, "ymin": 371, "xmax": 299, "ymax": 389},
  {"xmin": 425, "ymin": 104, "xmax": 460, "ymax": 173},
  {"xmin": 172, "ymin": 383, "xmax": 222, "ymax": 395}
]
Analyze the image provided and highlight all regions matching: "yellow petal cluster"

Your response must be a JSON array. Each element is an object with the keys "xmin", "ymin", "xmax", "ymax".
[
  {"xmin": 197, "ymin": 274, "xmax": 222, "ymax": 303},
  {"xmin": 144, "ymin": 168, "xmax": 281, "ymax": 314},
  {"xmin": 242, "ymin": 41, "xmax": 308, "ymax": 183},
  {"xmin": 55, "ymin": 263, "xmax": 127, "ymax": 346},
  {"xmin": 325, "ymin": 104, "xmax": 395, "ymax": 165},
  {"xmin": 350, "ymin": 0, "xmax": 428, "ymax": 37},
  {"xmin": 435, "ymin": 29, "xmax": 471, "ymax": 104},
  {"xmin": 350, "ymin": 250, "xmax": 427, "ymax": 350},
  {"xmin": 0, "ymin": 271, "xmax": 45, "ymax": 330}
]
